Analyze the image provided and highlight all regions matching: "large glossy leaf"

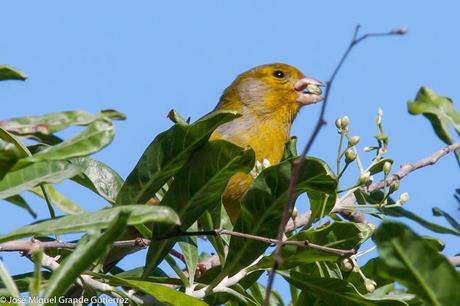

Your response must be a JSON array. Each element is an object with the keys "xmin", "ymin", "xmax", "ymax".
[
  {"xmin": 374, "ymin": 221, "xmax": 460, "ymax": 306},
  {"xmin": 43, "ymin": 211, "xmax": 129, "ymax": 298},
  {"xmin": 408, "ymin": 87, "xmax": 460, "ymax": 166},
  {"xmin": 0, "ymin": 65, "xmax": 27, "ymax": 81},
  {"xmin": 383, "ymin": 206, "xmax": 460, "ymax": 236},
  {"xmin": 257, "ymin": 222, "xmax": 372, "ymax": 270},
  {"xmin": 0, "ymin": 205, "xmax": 179, "ymax": 243},
  {"xmin": 144, "ymin": 140, "xmax": 254, "ymax": 276},
  {"xmin": 116, "ymin": 110, "xmax": 240, "ymax": 205},
  {"xmin": 0, "ymin": 161, "xmax": 82, "ymax": 199},
  {"xmin": 100, "ymin": 275, "xmax": 208, "ymax": 306},
  {"xmin": 408, "ymin": 87, "xmax": 460, "ymax": 144},
  {"xmin": 70, "ymin": 157, "xmax": 124, "ymax": 204},
  {"xmin": 0, "ymin": 109, "xmax": 125, "ymax": 135},
  {"xmin": 14, "ymin": 119, "xmax": 115, "ymax": 169},
  {"xmin": 223, "ymin": 157, "xmax": 336, "ymax": 278},
  {"xmin": 282, "ymin": 271, "xmax": 408, "ymax": 306}
]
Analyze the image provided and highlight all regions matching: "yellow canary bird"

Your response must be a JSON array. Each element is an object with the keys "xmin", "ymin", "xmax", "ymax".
[
  {"xmin": 103, "ymin": 63, "xmax": 323, "ymax": 271},
  {"xmin": 209, "ymin": 63, "xmax": 323, "ymax": 222}
]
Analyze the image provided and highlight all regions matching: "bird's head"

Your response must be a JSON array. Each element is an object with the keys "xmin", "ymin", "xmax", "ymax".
[{"xmin": 218, "ymin": 63, "xmax": 323, "ymax": 118}]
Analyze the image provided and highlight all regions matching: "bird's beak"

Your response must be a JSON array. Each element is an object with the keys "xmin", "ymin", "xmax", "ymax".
[{"xmin": 294, "ymin": 77, "xmax": 324, "ymax": 105}]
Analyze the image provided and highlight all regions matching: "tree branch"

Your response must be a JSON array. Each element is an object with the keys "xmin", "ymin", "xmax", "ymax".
[
  {"xmin": 0, "ymin": 227, "xmax": 355, "ymax": 257},
  {"xmin": 336, "ymin": 141, "xmax": 460, "ymax": 209},
  {"xmin": 263, "ymin": 25, "xmax": 408, "ymax": 305}
]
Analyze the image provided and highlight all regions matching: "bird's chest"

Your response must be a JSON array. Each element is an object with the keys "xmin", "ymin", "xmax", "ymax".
[{"xmin": 212, "ymin": 115, "xmax": 290, "ymax": 164}]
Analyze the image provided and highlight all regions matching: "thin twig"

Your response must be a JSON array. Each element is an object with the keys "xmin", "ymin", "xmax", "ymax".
[
  {"xmin": 0, "ymin": 228, "xmax": 355, "ymax": 257},
  {"xmin": 263, "ymin": 25, "xmax": 407, "ymax": 305}
]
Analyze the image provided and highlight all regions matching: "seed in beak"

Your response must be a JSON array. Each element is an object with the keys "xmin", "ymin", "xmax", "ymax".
[{"xmin": 303, "ymin": 84, "xmax": 322, "ymax": 96}]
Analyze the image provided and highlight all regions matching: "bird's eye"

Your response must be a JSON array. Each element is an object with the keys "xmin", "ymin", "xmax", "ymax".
[{"xmin": 272, "ymin": 70, "xmax": 285, "ymax": 78}]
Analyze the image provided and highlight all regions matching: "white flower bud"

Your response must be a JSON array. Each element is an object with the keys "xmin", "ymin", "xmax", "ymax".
[
  {"xmin": 389, "ymin": 180, "xmax": 400, "ymax": 193},
  {"xmin": 383, "ymin": 161, "xmax": 392, "ymax": 175},
  {"xmin": 359, "ymin": 171, "xmax": 371, "ymax": 185},
  {"xmin": 335, "ymin": 118, "xmax": 342, "ymax": 129},
  {"xmin": 348, "ymin": 136, "xmax": 360, "ymax": 146},
  {"xmin": 364, "ymin": 279, "xmax": 377, "ymax": 293},
  {"xmin": 363, "ymin": 146, "xmax": 374, "ymax": 152},
  {"xmin": 292, "ymin": 206, "xmax": 298, "ymax": 219},
  {"xmin": 345, "ymin": 149, "xmax": 357, "ymax": 163},
  {"xmin": 399, "ymin": 192, "xmax": 409, "ymax": 204},
  {"xmin": 339, "ymin": 258, "xmax": 353, "ymax": 272},
  {"xmin": 341, "ymin": 116, "xmax": 350, "ymax": 128}
]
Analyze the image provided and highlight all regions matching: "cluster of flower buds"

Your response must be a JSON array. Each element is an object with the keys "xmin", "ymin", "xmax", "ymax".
[{"xmin": 335, "ymin": 115, "xmax": 350, "ymax": 132}]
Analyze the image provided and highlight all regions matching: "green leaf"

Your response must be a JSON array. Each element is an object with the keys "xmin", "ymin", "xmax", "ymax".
[
  {"xmin": 0, "ymin": 127, "xmax": 32, "ymax": 158},
  {"xmin": 282, "ymin": 271, "xmax": 408, "ymax": 305},
  {"xmin": 368, "ymin": 159, "xmax": 393, "ymax": 175},
  {"xmin": 0, "ymin": 260, "xmax": 21, "ymax": 303},
  {"xmin": 144, "ymin": 140, "xmax": 254, "ymax": 275},
  {"xmin": 70, "ymin": 157, "xmax": 124, "ymax": 204},
  {"xmin": 199, "ymin": 205, "xmax": 231, "ymax": 266},
  {"xmin": 223, "ymin": 157, "xmax": 336, "ymax": 277},
  {"xmin": 44, "ymin": 211, "xmax": 130, "ymax": 298},
  {"xmin": 0, "ymin": 109, "xmax": 125, "ymax": 136},
  {"xmin": 382, "ymin": 206, "xmax": 460, "ymax": 236},
  {"xmin": 0, "ymin": 161, "xmax": 82, "ymax": 199},
  {"xmin": 0, "ymin": 140, "xmax": 22, "ymax": 180},
  {"xmin": 14, "ymin": 119, "xmax": 115, "ymax": 168},
  {"xmin": 0, "ymin": 205, "xmax": 179, "ymax": 243},
  {"xmin": 178, "ymin": 223, "xmax": 199, "ymax": 284},
  {"xmin": 29, "ymin": 184, "xmax": 83, "ymax": 215},
  {"xmin": 374, "ymin": 221, "xmax": 460, "ymax": 306},
  {"xmin": 422, "ymin": 236, "xmax": 446, "ymax": 251},
  {"xmin": 275, "ymin": 222, "xmax": 372, "ymax": 269},
  {"xmin": 0, "ymin": 65, "xmax": 27, "ymax": 81},
  {"xmin": 100, "ymin": 275, "xmax": 209, "ymax": 306},
  {"xmin": 247, "ymin": 282, "xmax": 284, "ymax": 306},
  {"xmin": 408, "ymin": 86, "xmax": 460, "ymax": 144},
  {"xmin": 432, "ymin": 207, "xmax": 460, "ymax": 233},
  {"xmin": 0, "ymin": 128, "xmax": 29, "ymax": 180},
  {"xmin": 29, "ymin": 249, "xmax": 43, "ymax": 300},
  {"xmin": 281, "ymin": 137, "xmax": 299, "ymax": 161},
  {"xmin": 3, "ymin": 195, "xmax": 37, "ymax": 218},
  {"xmin": 309, "ymin": 191, "xmax": 336, "ymax": 224},
  {"xmin": 116, "ymin": 110, "xmax": 240, "ymax": 205}
]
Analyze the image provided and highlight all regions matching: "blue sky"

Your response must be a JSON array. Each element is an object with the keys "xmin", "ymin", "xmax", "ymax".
[{"xmin": 1, "ymin": 0, "xmax": 459, "ymax": 302}]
